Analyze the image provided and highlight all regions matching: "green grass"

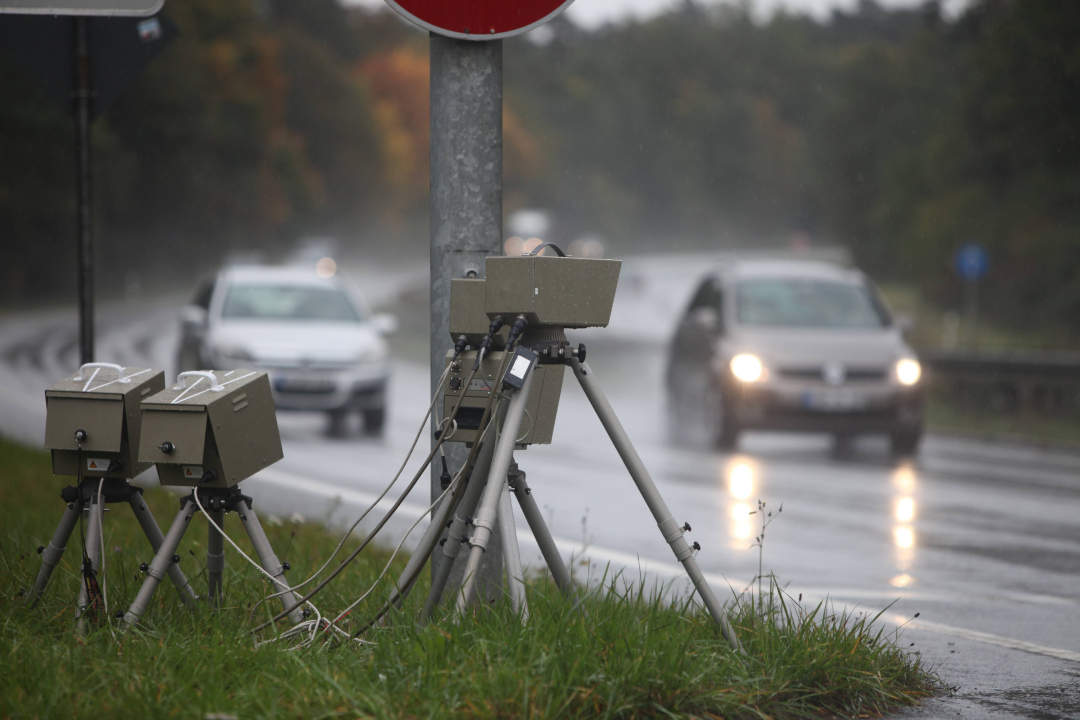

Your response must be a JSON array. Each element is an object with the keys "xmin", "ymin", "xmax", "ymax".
[{"xmin": 0, "ymin": 439, "xmax": 939, "ymax": 719}]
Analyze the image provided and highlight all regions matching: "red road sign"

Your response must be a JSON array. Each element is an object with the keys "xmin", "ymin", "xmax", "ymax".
[{"xmin": 385, "ymin": 0, "xmax": 575, "ymax": 40}]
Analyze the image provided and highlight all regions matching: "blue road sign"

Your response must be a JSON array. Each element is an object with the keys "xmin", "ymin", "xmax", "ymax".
[{"xmin": 955, "ymin": 243, "xmax": 989, "ymax": 281}]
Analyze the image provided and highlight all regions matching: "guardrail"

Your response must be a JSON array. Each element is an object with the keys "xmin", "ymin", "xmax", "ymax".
[{"xmin": 923, "ymin": 349, "xmax": 1080, "ymax": 416}]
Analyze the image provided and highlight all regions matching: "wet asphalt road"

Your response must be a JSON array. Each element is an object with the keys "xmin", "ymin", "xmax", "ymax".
[{"xmin": 1, "ymin": 255, "xmax": 1077, "ymax": 718}]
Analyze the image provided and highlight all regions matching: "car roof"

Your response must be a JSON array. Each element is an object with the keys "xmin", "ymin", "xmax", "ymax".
[
  {"xmin": 218, "ymin": 264, "xmax": 343, "ymax": 289},
  {"xmin": 721, "ymin": 259, "xmax": 865, "ymax": 284}
]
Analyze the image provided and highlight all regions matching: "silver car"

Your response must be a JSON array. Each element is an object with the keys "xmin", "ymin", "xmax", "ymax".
[
  {"xmin": 666, "ymin": 259, "xmax": 924, "ymax": 454},
  {"xmin": 177, "ymin": 265, "xmax": 395, "ymax": 436}
]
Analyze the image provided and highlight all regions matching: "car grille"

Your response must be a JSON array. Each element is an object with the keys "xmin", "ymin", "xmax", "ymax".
[{"xmin": 778, "ymin": 366, "xmax": 888, "ymax": 383}]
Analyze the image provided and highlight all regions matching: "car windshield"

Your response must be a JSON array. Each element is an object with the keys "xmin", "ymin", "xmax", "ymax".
[
  {"xmin": 221, "ymin": 284, "xmax": 360, "ymax": 322},
  {"xmin": 736, "ymin": 278, "xmax": 888, "ymax": 328}
]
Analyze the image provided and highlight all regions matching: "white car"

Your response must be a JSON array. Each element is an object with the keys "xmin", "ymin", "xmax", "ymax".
[{"xmin": 177, "ymin": 265, "xmax": 396, "ymax": 436}]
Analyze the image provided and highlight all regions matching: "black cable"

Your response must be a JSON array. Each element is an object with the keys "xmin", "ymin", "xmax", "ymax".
[
  {"xmin": 474, "ymin": 316, "xmax": 504, "ymax": 372},
  {"xmin": 253, "ymin": 355, "xmax": 500, "ymax": 632}
]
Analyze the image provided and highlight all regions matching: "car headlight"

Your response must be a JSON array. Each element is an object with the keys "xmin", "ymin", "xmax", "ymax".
[
  {"xmin": 214, "ymin": 342, "xmax": 253, "ymax": 361},
  {"xmin": 896, "ymin": 358, "xmax": 921, "ymax": 386},
  {"xmin": 730, "ymin": 354, "xmax": 764, "ymax": 383}
]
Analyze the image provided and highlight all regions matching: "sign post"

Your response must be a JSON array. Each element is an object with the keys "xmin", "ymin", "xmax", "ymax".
[
  {"xmin": 0, "ymin": 3, "xmax": 174, "ymax": 366},
  {"xmin": 383, "ymin": 0, "xmax": 575, "ymax": 591},
  {"xmin": 954, "ymin": 243, "xmax": 990, "ymax": 348}
]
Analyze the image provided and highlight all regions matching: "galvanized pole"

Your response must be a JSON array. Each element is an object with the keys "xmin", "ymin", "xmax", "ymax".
[
  {"xmin": 429, "ymin": 34, "xmax": 504, "ymax": 598},
  {"xmin": 74, "ymin": 16, "xmax": 94, "ymax": 366}
]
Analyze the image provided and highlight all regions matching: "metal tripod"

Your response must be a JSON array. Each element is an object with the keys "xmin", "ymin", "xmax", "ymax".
[
  {"xmin": 25, "ymin": 478, "xmax": 198, "ymax": 630},
  {"xmin": 123, "ymin": 486, "xmax": 305, "ymax": 629},
  {"xmin": 403, "ymin": 355, "xmax": 739, "ymax": 651}
]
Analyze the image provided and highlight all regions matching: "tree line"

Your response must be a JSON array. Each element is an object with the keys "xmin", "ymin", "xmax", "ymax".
[{"xmin": 1, "ymin": 0, "xmax": 1077, "ymax": 339}]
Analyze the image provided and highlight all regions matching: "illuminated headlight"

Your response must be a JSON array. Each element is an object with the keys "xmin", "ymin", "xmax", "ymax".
[
  {"xmin": 730, "ymin": 354, "xmax": 764, "ymax": 383},
  {"xmin": 214, "ymin": 342, "xmax": 253, "ymax": 361},
  {"xmin": 896, "ymin": 359, "xmax": 921, "ymax": 386}
]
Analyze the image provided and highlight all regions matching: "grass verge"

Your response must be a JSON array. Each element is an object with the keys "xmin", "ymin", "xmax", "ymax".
[
  {"xmin": 1, "ymin": 438, "xmax": 938, "ymax": 719},
  {"xmin": 926, "ymin": 398, "xmax": 1080, "ymax": 449}
]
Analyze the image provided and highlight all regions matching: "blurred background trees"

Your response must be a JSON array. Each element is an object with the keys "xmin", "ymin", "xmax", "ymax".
[{"xmin": 1, "ymin": 0, "xmax": 1077, "ymax": 342}]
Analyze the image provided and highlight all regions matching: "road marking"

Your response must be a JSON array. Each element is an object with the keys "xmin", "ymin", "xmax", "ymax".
[
  {"xmin": 250, "ymin": 467, "xmax": 1080, "ymax": 665},
  {"xmin": 886, "ymin": 613, "xmax": 1080, "ymax": 664}
]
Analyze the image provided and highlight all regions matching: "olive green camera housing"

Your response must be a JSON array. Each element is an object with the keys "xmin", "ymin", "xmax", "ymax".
[
  {"xmin": 484, "ymin": 255, "xmax": 621, "ymax": 328},
  {"xmin": 44, "ymin": 365, "xmax": 166, "ymax": 479},
  {"xmin": 139, "ymin": 370, "xmax": 283, "ymax": 488},
  {"xmin": 442, "ymin": 348, "xmax": 564, "ymax": 446}
]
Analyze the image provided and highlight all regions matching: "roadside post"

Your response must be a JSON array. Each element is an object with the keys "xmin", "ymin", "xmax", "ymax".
[
  {"xmin": 954, "ymin": 242, "xmax": 989, "ymax": 348},
  {"xmin": 0, "ymin": 0, "xmax": 172, "ymax": 366},
  {"xmin": 381, "ymin": 0, "xmax": 575, "ymax": 592}
]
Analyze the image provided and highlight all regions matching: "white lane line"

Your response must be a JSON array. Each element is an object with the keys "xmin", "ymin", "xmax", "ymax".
[
  {"xmin": 250, "ymin": 467, "xmax": 1080, "ymax": 665},
  {"xmin": 885, "ymin": 613, "xmax": 1080, "ymax": 664}
]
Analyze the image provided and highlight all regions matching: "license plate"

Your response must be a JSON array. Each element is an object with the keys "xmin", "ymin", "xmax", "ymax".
[
  {"xmin": 801, "ymin": 389, "xmax": 869, "ymax": 411},
  {"xmin": 274, "ymin": 376, "xmax": 336, "ymax": 393}
]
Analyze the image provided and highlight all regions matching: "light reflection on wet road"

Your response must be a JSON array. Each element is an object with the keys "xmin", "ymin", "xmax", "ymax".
[{"xmin": 1, "ymin": 261, "xmax": 1078, "ymax": 718}]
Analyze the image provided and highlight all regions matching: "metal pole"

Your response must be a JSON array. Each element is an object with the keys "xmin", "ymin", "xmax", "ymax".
[
  {"xmin": 205, "ymin": 508, "xmax": 225, "ymax": 607},
  {"xmin": 126, "ymin": 494, "xmax": 197, "ymax": 608},
  {"xmin": 497, "ymin": 472, "xmax": 528, "ymax": 619},
  {"xmin": 424, "ymin": 434, "xmax": 496, "ymax": 618},
  {"xmin": 429, "ymin": 34, "xmax": 504, "ymax": 587},
  {"xmin": 507, "ymin": 467, "xmax": 575, "ymax": 599},
  {"xmin": 964, "ymin": 278, "xmax": 979, "ymax": 348},
  {"xmin": 456, "ymin": 363, "xmax": 534, "ymax": 614},
  {"xmin": 74, "ymin": 17, "xmax": 94, "ymax": 366},
  {"xmin": 569, "ymin": 359, "xmax": 741, "ymax": 652},
  {"xmin": 26, "ymin": 498, "xmax": 84, "ymax": 607},
  {"xmin": 124, "ymin": 499, "xmax": 195, "ymax": 630},
  {"xmin": 235, "ymin": 499, "xmax": 304, "ymax": 624}
]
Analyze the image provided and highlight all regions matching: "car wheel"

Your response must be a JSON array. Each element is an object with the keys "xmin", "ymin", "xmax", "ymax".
[
  {"xmin": 362, "ymin": 407, "xmax": 386, "ymax": 437},
  {"xmin": 890, "ymin": 425, "xmax": 923, "ymax": 457},
  {"xmin": 326, "ymin": 408, "xmax": 351, "ymax": 438}
]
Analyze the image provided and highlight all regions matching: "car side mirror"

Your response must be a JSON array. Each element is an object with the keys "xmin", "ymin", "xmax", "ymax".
[
  {"xmin": 180, "ymin": 305, "xmax": 207, "ymax": 329},
  {"xmin": 371, "ymin": 313, "xmax": 399, "ymax": 336}
]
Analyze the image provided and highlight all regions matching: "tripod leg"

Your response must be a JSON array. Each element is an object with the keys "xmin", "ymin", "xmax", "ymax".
[
  {"xmin": 123, "ymin": 499, "xmax": 196, "ymax": 630},
  {"xmin": 235, "ymin": 499, "xmax": 304, "ymax": 625},
  {"xmin": 457, "ymin": 365, "xmax": 535, "ymax": 615},
  {"xmin": 26, "ymin": 498, "xmax": 84, "ymax": 607},
  {"xmin": 508, "ymin": 470, "xmax": 575, "ymax": 600},
  {"xmin": 126, "ymin": 495, "xmax": 197, "ymax": 609},
  {"xmin": 498, "ymin": 474, "xmax": 529, "ymax": 620},
  {"xmin": 569, "ymin": 359, "xmax": 741, "ymax": 652},
  {"xmin": 76, "ymin": 495, "xmax": 104, "ymax": 634},
  {"xmin": 206, "ymin": 507, "xmax": 225, "ymax": 608},
  {"xmin": 424, "ymin": 435, "xmax": 496, "ymax": 619}
]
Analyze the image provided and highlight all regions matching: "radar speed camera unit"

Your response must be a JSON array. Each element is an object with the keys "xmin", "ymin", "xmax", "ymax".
[
  {"xmin": 44, "ymin": 363, "xmax": 164, "ymax": 478},
  {"xmin": 124, "ymin": 369, "xmax": 303, "ymax": 629},
  {"xmin": 30, "ymin": 364, "xmax": 198, "ymax": 624},
  {"xmin": 138, "ymin": 370, "xmax": 283, "ymax": 487},
  {"xmin": 426, "ymin": 251, "xmax": 742, "ymax": 650},
  {"xmin": 442, "ymin": 256, "xmax": 620, "ymax": 446}
]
